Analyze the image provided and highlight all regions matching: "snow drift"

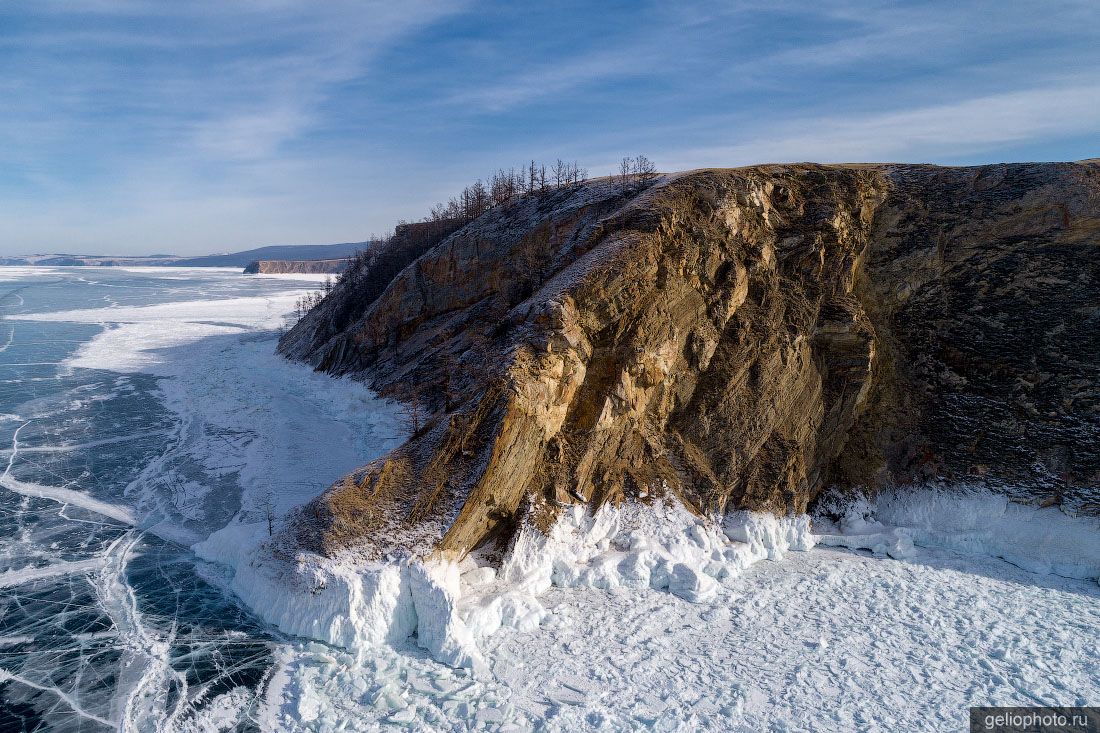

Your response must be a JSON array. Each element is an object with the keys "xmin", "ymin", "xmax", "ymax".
[
  {"xmin": 815, "ymin": 486, "xmax": 1100, "ymax": 582},
  {"xmin": 197, "ymin": 486, "xmax": 1100, "ymax": 674},
  {"xmin": 195, "ymin": 501, "xmax": 816, "ymax": 672}
]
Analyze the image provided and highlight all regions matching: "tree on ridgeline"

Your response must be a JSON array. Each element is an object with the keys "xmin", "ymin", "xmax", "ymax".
[
  {"xmin": 526, "ymin": 160, "xmax": 538, "ymax": 195},
  {"xmin": 619, "ymin": 157, "xmax": 634, "ymax": 191},
  {"xmin": 615, "ymin": 155, "xmax": 657, "ymax": 192},
  {"xmin": 634, "ymin": 155, "xmax": 658, "ymax": 183},
  {"xmin": 291, "ymin": 157, "xmax": 590, "ymax": 326},
  {"xmin": 490, "ymin": 168, "xmax": 518, "ymax": 204},
  {"xmin": 553, "ymin": 159, "xmax": 568, "ymax": 189}
]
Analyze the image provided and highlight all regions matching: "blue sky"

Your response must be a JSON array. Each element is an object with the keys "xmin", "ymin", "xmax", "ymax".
[{"xmin": 1, "ymin": 1, "xmax": 1097, "ymax": 255}]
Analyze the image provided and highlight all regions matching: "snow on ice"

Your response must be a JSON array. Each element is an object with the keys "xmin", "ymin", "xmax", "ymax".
[{"xmin": 10, "ymin": 270, "xmax": 1098, "ymax": 731}]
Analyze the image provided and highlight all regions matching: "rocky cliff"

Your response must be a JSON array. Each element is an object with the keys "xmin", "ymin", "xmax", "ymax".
[
  {"xmin": 279, "ymin": 162, "xmax": 1100, "ymax": 560},
  {"xmin": 244, "ymin": 258, "xmax": 349, "ymax": 274}
]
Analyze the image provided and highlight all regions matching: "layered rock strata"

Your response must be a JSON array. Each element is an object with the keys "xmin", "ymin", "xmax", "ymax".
[{"xmin": 278, "ymin": 162, "xmax": 1100, "ymax": 559}]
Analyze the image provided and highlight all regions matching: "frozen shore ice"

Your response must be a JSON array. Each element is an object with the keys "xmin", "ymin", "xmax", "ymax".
[
  {"xmin": 251, "ymin": 492, "xmax": 1100, "ymax": 732},
  {"xmin": 814, "ymin": 486, "xmax": 1100, "ymax": 583},
  {"xmin": 14, "ymin": 270, "xmax": 1097, "ymax": 731}
]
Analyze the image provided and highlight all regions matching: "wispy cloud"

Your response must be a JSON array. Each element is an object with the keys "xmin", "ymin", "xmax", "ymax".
[
  {"xmin": 444, "ymin": 51, "xmax": 644, "ymax": 112},
  {"xmin": 0, "ymin": 0, "xmax": 1097, "ymax": 254},
  {"xmin": 666, "ymin": 81, "xmax": 1100, "ymax": 168},
  {"xmin": 0, "ymin": 1, "xmax": 466, "ymax": 166}
]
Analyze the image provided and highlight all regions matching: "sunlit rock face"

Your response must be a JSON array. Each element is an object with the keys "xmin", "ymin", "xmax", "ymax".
[
  {"xmin": 243, "ymin": 259, "xmax": 348, "ymax": 274},
  {"xmin": 279, "ymin": 162, "xmax": 1100, "ymax": 558}
]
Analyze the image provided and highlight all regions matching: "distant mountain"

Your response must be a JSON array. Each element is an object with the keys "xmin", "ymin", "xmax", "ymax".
[
  {"xmin": 0, "ymin": 241, "xmax": 371, "ymax": 268},
  {"xmin": 170, "ymin": 242, "xmax": 368, "ymax": 268}
]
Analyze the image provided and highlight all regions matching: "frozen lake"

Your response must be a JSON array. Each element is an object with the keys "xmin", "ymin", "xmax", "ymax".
[
  {"xmin": 0, "ymin": 266, "xmax": 402, "ymax": 731},
  {"xmin": 0, "ymin": 266, "xmax": 1096, "ymax": 732}
]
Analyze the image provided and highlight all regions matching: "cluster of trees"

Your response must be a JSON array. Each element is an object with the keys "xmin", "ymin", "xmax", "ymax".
[
  {"xmin": 423, "ymin": 159, "xmax": 589, "ymax": 224},
  {"xmin": 616, "ymin": 155, "xmax": 658, "ymax": 191},
  {"xmin": 417, "ymin": 154, "xmax": 659, "ymax": 225},
  {"xmin": 292, "ymin": 153, "xmax": 659, "ymax": 333},
  {"xmin": 335, "ymin": 218, "xmax": 465, "ymax": 316},
  {"xmin": 291, "ymin": 276, "xmax": 334, "ymax": 322}
]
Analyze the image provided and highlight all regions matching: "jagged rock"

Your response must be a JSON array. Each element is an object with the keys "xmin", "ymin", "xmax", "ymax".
[{"xmin": 279, "ymin": 162, "xmax": 1100, "ymax": 559}]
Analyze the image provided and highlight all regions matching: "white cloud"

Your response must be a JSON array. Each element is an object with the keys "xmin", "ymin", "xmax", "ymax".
[
  {"xmin": 446, "ymin": 51, "xmax": 644, "ymax": 112},
  {"xmin": 0, "ymin": 1, "xmax": 467, "ymax": 164},
  {"xmin": 666, "ymin": 82, "xmax": 1100, "ymax": 168},
  {"xmin": 0, "ymin": 0, "xmax": 1097, "ymax": 254}
]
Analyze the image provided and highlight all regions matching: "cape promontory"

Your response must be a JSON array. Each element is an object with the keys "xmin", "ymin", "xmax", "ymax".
[{"xmin": 278, "ymin": 161, "xmax": 1100, "ymax": 560}]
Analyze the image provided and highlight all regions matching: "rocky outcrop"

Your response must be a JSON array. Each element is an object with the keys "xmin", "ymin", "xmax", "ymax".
[
  {"xmin": 243, "ymin": 259, "xmax": 349, "ymax": 274},
  {"xmin": 279, "ymin": 162, "xmax": 1100, "ymax": 560}
]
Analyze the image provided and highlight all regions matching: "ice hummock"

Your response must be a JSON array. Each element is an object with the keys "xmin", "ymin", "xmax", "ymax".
[
  {"xmin": 814, "ymin": 486, "xmax": 1100, "ymax": 582},
  {"xmin": 198, "ymin": 481, "xmax": 1100, "ymax": 686},
  {"xmin": 195, "ymin": 499, "xmax": 819, "ymax": 674},
  {"xmin": 239, "ymin": 488, "xmax": 1100, "ymax": 732}
]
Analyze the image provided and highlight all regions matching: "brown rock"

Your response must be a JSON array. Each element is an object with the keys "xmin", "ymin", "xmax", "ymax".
[{"xmin": 279, "ymin": 162, "xmax": 1100, "ymax": 559}]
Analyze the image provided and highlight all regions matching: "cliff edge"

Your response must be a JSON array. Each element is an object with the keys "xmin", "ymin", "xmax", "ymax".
[
  {"xmin": 244, "ymin": 258, "xmax": 350, "ymax": 274},
  {"xmin": 278, "ymin": 162, "xmax": 1100, "ymax": 560}
]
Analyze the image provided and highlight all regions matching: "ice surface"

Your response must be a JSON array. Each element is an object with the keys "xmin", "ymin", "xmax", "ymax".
[
  {"xmin": 255, "ymin": 493, "xmax": 1100, "ymax": 732},
  {"xmin": 247, "ymin": 273, "xmax": 340, "ymax": 283},
  {"xmin": 11, "ymin": 294, "xmax": 305, "ymax": 373},
  {"xmin": 815, "ymin": 486, "xmax": 1100, "ymax": 582},
  {"xmin": 9, "ymin": 281, "xmax": 407, "ymax": 541},
  {"xmin": 5, "ymin": 268, "xmax": 1097, "ymax": 731},
  {"xmin": 0, "ymin": 269, "xmax": 397, "ymax": 731}
]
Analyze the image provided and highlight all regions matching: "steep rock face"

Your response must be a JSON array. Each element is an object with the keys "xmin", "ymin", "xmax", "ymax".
[
  {"xmin": 279, "ymin": 162, "xmax": 1100, "ymax": 559},
  {"xmin": 243, "ymin": 259, "xmax": 349, "ymax": 274},
  {"xmin": 843, "ymin": 163, "xmax": 1100, "ymax": 502},
  {"xmin": 281, "ymin": 219, "xmax": 465, "ymax": 368}
]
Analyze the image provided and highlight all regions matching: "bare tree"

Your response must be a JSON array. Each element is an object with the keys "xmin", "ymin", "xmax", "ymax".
[
  {"xmin": 618, "ymin": 157, "xmax": 634, "ymax": 191},
  {"xmin": 399, "ymin": 388, "xmax": 424, "ymax": 434},
  {"xmin": 470, "ymin": 179, "xmax": 490, "ymax": 216},
  {"xmin": 490, "ymin": 168, "xmax": 516, "ymax": 204},
  {"xmin": 527, "ymin": 160, "xmax": 538, "ymax": 195},
  {"xmin": 553, "ymin": 159, "xmax": 568, "ymax": 189},
  {"xmin": 633, "ymin": 155, "xmax": 657, "ymax": 183},
  {"xmin": 256, "ymin": 491, "xmax": 277, "ymax": 536}
]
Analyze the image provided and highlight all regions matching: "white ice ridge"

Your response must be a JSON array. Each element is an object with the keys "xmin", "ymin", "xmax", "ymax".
[
  {"xmin": 0, "ymin": 559, "xmax": 103, "ymax": 588},
  {"xmin": 9, "ymin": 294, "xmax": 304, "ymax": 372},
  {"xmin": 197, "ymin": 487, "xmax": 1100, "ymax": 677},
  {"xmin": 2, "ymin": 421, "xmax": 136, "ymax": 525},
  {"xmin": 194, "ymin": 501, "xmax": 816, "ymax": 673},
  {"xmin": 814, "ymin": 486, "xmax": 1100, "ymax": 583}
]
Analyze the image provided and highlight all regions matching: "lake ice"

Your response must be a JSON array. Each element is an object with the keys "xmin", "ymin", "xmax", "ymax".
[{"xmin": 0, "ymin": 266, "xmax": 1096, "ymax": 732}]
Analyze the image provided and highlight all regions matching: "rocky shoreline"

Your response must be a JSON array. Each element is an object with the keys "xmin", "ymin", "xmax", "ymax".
[
  {"xmin": 244, "ymin": 258, "xmax": 350, "ymax": 275},
  {"xmin": 279, "ymin": 162, "xmax": 1100, "ymax": 560}
]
